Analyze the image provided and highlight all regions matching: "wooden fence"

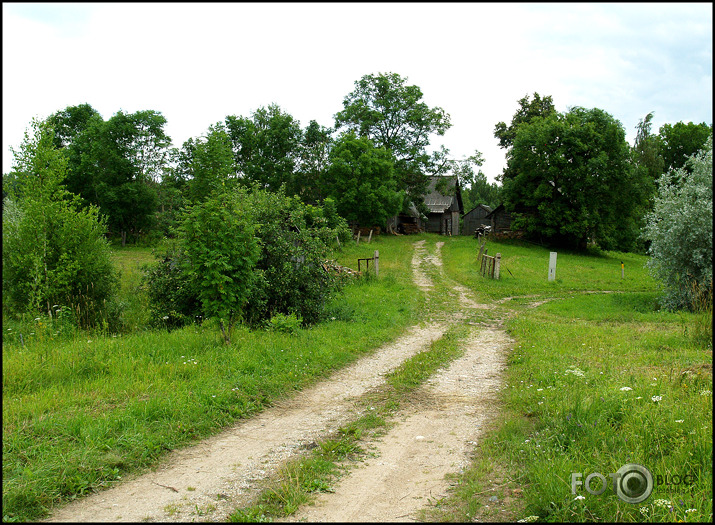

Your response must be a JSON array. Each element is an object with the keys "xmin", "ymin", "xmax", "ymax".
[{"xmin": 477, "ymin": 240, "xmax": 501, "ymax": 280}]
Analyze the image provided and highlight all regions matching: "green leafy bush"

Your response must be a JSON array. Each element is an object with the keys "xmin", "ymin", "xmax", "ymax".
[
  {"xmin": 2, "ymin": 119, "xmax": 118, "ymax": 328},
  {"xmin": 642, "ymin": 136, "xmax": 713, "ymax": 311},
  {"xmin": 142, "ymin": 185, "xmax": 351, "ymax": 336}
]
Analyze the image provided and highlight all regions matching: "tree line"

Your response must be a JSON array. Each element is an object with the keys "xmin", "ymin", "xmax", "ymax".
[{"xmin": 3, "ymin": 73, "xmax": 712, "ymax": 334}]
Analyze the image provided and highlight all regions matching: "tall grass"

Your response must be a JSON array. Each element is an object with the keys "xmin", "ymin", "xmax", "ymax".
[{"xmin": 2, "ymin": 235, "xmax": 422, "ymax": 522}]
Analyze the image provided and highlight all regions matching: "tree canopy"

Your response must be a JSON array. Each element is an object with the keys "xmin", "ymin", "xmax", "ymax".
[
  {"xmin": 334, "ymin": 72, "xmax": 452, "ymax": 209},
  {"xmin": 501, "ymin": 106, "xmax": 648, "ymax": 251}
]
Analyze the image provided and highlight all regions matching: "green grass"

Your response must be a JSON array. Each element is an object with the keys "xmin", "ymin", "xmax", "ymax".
[
  {"xmin": 424, "ymin": 236, "xmax": 713, "ymax": 523},
  {"xmin": 3, "ymin": 234, "xmax": 711, "ymax": 523},
  {"xmin": 1, "ymin": 235, "xmax": 422, "ymax": 522}
]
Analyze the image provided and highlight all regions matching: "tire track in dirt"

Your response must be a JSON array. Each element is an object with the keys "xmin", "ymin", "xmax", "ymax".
[{"xmin": 45, "ymin": 238, "xmax": 511, "ymax": 523}]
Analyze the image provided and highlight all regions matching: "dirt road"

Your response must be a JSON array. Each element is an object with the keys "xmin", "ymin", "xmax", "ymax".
[{"xmin": 45, "ymin": 239, "xmax": 512, "ymax": 522}]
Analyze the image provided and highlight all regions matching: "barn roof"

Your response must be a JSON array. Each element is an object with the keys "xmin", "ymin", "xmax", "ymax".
[{"xmin": 424, "ymin": 176, "xmax": 462, "ymax": 214}]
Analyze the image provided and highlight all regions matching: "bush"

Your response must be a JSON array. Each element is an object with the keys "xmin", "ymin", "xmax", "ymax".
[
  {"xmin": 142, "ymin": 185, "xmax": 351, "ymax": 335},
  {"xmin": 642, "ymin": 136, "xmax": 713, "ymax": 311},
  {"xmin": 2, "ymin": 119, "xmax": 118, "ymax": 328}
]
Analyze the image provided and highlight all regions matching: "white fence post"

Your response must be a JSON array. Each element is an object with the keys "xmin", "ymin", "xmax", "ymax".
[{"xmin": 548, "ymin": 252, "xmax": 557, "ymax": 281}]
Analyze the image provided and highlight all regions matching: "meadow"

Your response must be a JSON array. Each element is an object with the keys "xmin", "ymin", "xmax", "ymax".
[{"xmin": 2, "ymin": 234, "xmax": 712, "ymax": 523}]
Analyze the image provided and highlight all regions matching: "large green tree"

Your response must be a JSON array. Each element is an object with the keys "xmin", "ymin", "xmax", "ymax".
[
  {"xmin": 494, "ymin": 92, "xmax": 557, "ymax": 150},
  {"xmin": 658, "ymin": 121, "xmax": 713, "ymax": 173},
  {"xmin": 185, "ymin": 123, "xmax": 236, "ymax": 203},
  {"xmin": 321, "ymin": 131, "xmax": 403, "ymax": 228},
  {"xmin": 334, "ymin": 72, "xmax": 452, "ymax": 209},
  {"xmin": 61, "ymin": 109, "xmax": 170, "ymax": 245},
  {"xmin": 502, "ymin": 106, "xmax": 649, "ymax": 251},
  {"xmin": 225, "ymin": 104, "xmax": 303, "ymax": 195}
]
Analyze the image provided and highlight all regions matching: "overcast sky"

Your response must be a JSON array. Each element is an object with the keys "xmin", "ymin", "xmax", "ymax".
[{"xmin": 3, "ymin": 2, "xmax": 712, "ymax": 183}]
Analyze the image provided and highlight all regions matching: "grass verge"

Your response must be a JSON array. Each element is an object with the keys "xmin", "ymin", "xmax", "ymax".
[{"xmin": 1, "ymin": 235, "xmax": 421, "ymax": 522}]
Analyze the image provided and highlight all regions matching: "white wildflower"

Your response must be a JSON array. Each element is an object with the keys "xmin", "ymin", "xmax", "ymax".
[
  {"xmin": 700, "ymin": 389, "xmax": 712, "ymax": 396},
  {"xmin": 620, "ymin": 387, "xmax": 633, "ymax": 391},
  {"xmin": 686, "ymin": 508, "xmax": 697, "ymax": 513},
  {"xmin": 675, "ymin": 419, "xmax": 684, "ymax": 423},
  {"xmin": 517, "ymin": 516, "xmax": 539, "ymax": 523},
  {"xmin": 574, "ymin": 495, "xmax": 585, "ymax": 501},
  {"xmin": 651, "ymin": 395, "xmax": 662, "ymax": 402},
  {"xmin": 653, "ymin": 499, "xmax": 671, "ymax": 507}
]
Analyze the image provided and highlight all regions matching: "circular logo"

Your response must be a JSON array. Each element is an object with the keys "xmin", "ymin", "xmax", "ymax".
[{"xmin": 615, "ymin": 463, "xmax": 653, "ymax": 503}]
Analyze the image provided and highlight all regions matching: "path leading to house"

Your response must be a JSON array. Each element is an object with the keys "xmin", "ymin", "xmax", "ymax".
[{"xmin": 45, "ymin": 239, "xmax": 512, "ymax": 523}]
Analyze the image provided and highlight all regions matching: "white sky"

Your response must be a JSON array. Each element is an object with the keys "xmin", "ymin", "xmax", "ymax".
[{"xmin": 3, "ymin": 2, "xmax": 712, "ymax": 183}]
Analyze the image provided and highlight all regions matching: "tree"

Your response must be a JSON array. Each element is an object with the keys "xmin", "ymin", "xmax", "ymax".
[
  {"xmin": 502, "ymin": 106, "xmax": 648, "ymax": 251},
  {"xmin": 642, "ymin": 136, "xmax": 712, "ymax": 311},
  {"xmin": 3, "ymin": 118, "xmax": 117, "ymax": 327},
  {"xmin": 633, "ymin": 112, "xmax": 665, "ymax": 182},
  {"xmin": 186, "ymin": 123, "xmax": 236, "ymax": 203},
  {"xmin": 494, "ymin": 92, "xmax": 557, "ymax": 150},
  {"xmin": 180, "ymin": 190, "xmax": 261, "ymax": 344},
  {"xmin": 334, "ymin": 72, "xmax": 452, "ymax": 209},
  {"xmin": 297, "ymin": 120, "xmax": 333, "ymax": 203},
  {"xmin": 225, "ymin": 104, "xmax": 303, "ymax": 195},
  {"xmin": 321, "ymin": 131, "xmax": 404, "ymax": 228},
  {"xmin": 63, "ymin": 110, "xmax": 169, "ymax": 245},
  {"xmin": 46, "ymin": 103, "xmax": 101, "ymax": 149},
  {"xmin": 658, "ymin": 121, "xmax": 713, "ymax": 173}
]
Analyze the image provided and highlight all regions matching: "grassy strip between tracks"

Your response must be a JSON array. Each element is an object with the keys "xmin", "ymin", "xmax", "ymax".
[{"xmin": 227, "ymin": 323, "xmax": 471, "ymax": 522}]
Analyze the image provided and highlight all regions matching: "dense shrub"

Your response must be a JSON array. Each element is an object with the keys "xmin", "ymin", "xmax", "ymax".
[
  {"xmin": 2, "ymin": 119, "xmax": 118, "ymax": 328},
  {"xmin": 642, "ymin": 136, "xmax": 712, "ymax": 311},
  {"xmin": 143, "ymin": 185, "xmax": 351, "ymax": 333}
]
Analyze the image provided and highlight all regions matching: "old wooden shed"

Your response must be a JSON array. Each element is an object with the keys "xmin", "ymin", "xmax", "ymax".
[{"xmin": 462, "ymin": 204, "xmax": 493, "ymax": 235}]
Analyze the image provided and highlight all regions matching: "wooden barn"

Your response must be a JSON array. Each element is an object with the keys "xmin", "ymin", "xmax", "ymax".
[
  {"xmin": 423, "ymin": 176, "xmax": 463, "ymax": 235},
  {"xmin": 389, "ymin": 176, "xmax": 464, "ymax": 235},
  {"xmin": 461, "ymin": 204, "xmax": 493, "ymax": 235},
  {"xmin": 485, "ymin": 204, "xmax": 513, "ymax": 233}
]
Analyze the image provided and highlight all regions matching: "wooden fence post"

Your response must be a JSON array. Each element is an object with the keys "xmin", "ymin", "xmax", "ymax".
[
  {"xmin": 495, "ymin": 253, "xmax": 501, "ymax": 280},
  {"xmin": 356, "ymin": 230, "xmax": 361, "ymax": 245},
  {"xmin": 374, "ymin": 250, "xmax": 379, "ymax": 277},
  {"xmin": 368, "ymin": 229, "xmax": 373, "ymax": 243}
]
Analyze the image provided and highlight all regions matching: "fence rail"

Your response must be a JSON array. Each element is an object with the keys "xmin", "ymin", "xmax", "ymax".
[{"xmin": 478, "ymin": 248, "xmax": 501, "ymax": 280}]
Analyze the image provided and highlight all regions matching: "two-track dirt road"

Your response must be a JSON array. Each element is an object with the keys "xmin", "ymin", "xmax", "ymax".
[{"xmin": 46, "ymin": 239, "xmax": 512, "ymax": 522}]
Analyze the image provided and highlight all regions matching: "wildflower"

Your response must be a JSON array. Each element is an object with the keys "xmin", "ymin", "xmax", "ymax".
[
  {"xmin": 652, "ymin": 395, "xmax": 662, "ymax": 402},
  {"xmin": 574, "ymin": 495, "xmax": 585, "ymax": 501},
  {"xmin": 701, "ymin": 390, "xmax": 712, "ymax": 396},
  {"xmin": 686, "ymin": 509, "xmax": 697, "ymax": 513},
  {"xmin": 162, "ymin": 316, "xmax": 169, "ymax": 321},
  {"xmin": 640, "ymin": 506, "xmax": 650, "ymax": 515},
  {"xmin": 620, "ymin": 387, "xmax": 633, "ymax": 391},
  {"xmin": 517, "ymin": 516, "xmax": 539, "ymax": 523},
  {"xmin": 653, "ymin": 499, "xmax": 671, "ymax": 507},
  {"xmin": 537, "ymin": 388, "xmax": 543, "ymax": 391},
  {"xmin": 675, "ymin": 420, "xmax": 684, "ymax": 423},
  {"xmin": 636, "ymin": 396, "xmax": 642, "ymax": 399},
  {"xmin": 34, "ymin": 317, "xmax": 40, "ymax": 321}
]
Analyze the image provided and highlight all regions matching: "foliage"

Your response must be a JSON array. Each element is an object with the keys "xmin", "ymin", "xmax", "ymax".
[
  {"xmin": 494, "ymin": 92, "xmax": 557, "ymax": 150},
  {"xmin": 61, "ymin": 109, "xmax": 170, "ymax": 245},
  {"xmin": 322, "ymin": 131, "xmax": 404, "ymax": 228},
  {"xmin": 45, "ymin": 103, "xmax": 101, "ymax": 150},
  {"xmin": 238, "ymin": 186, "xmax": 352, "ymax": 326},
  {"xmin": 185, "ymin": 123, "xmax": 237, "ymax": 203},
  {"xmin": 642, "ymin": 136, "xmax": 713, "ymax": 311},
  {"xmin": 501, "ymin": 106, "xmax": 649, "ymax": 251},
  {"xmin": 297, "ymin": 119, "xmax": 333, "ymax": 203},
  {"xmin": 143, "ymin": 186, "xmax": 351, "ymax": 332},
  {"xmin": 633, "ymin": 112, "xmax": 665, "ymax": 183},
  {"xmin": 225, "ymin": 104, "xmax": 303, "ymax": 196},
  {"xmin": 658, "ymin": 121, "xmax": 713, "ymax": 173},
  {"xmin": 2, "ymin": 118, "xmax": 118, "ymax": 328},
  {"xmin": 334, "ymin": 72, "xmax": 452, "ymax": 210},
  {"xmin": 142, "ymin": 242, "xmax": 202, "ymax": 329},
  {"xmin": 180, "ymin": 190, "xmax": 262, "ymax": 344}
]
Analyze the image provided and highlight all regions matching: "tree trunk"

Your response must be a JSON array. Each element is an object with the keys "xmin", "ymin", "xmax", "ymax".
[{"xmin": 121, "ymin": 230, "xmax": 127, "ymax": 248}]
